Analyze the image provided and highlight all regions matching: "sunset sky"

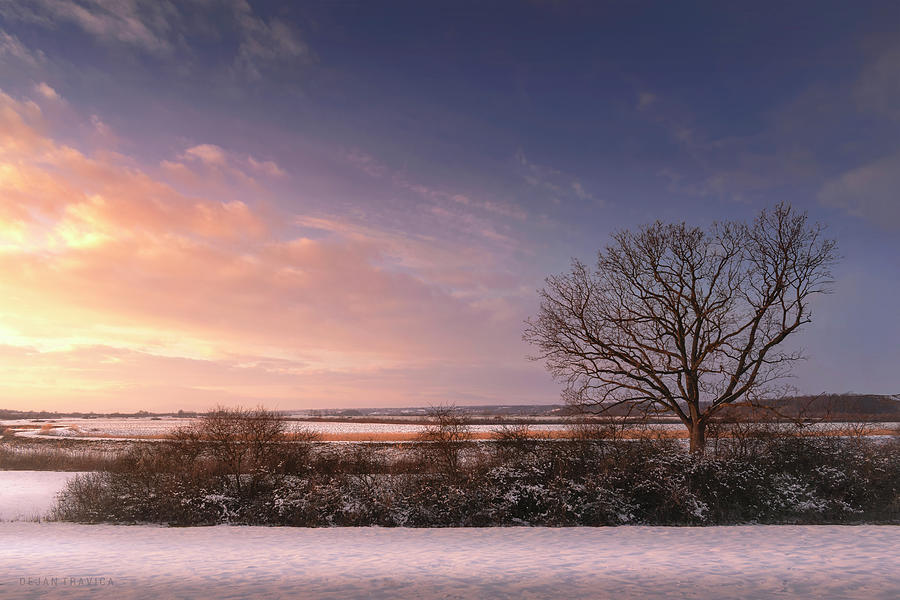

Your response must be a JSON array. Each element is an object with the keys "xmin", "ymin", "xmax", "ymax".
[{"xmin": 0, "ymin": 1, "xmax": 898, "ymax": 412}]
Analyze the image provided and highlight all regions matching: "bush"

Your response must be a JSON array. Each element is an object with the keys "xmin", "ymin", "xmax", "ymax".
[
  {"xmin": 52, "ymin": 420, "xmax": 900, "ymax": 526},
  {"xmin": 416, "ymin": 404, "xmax": 472, "ymax": 481}
]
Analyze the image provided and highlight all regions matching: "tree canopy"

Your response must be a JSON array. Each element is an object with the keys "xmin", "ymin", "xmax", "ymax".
[{"xmin": 525, "ymin": 204, "xmax": 838, "ymax": 452}]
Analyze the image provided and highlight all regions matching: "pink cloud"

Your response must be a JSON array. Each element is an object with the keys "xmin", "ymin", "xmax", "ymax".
[
  {"xmin": 248, "ymin": 155, "xmax": 285, "ymax": 177},
  {"xmin": 33, "ymin": 82, "xmax": 60, "ymax": 101},
  {"xmin": 184, "ymin": 143, "xmax": 228, "ymax": 166},
  {"xmin": 0, "ymin": 88, "xmax": 550, "ymax": 410}
]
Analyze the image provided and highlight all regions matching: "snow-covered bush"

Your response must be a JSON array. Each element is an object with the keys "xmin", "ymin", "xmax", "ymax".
[{"xmin": 53, "ymin": 435, "xmax": 899, "ymax": 526}]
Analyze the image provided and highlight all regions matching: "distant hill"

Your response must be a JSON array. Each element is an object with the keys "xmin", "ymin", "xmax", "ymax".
[{"xmin": 0, "ymin": 409, "xmax": 200, "ymax": 420}]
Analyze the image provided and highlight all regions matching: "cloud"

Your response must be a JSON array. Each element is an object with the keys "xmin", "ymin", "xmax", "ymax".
[
  {"xmin": 818, "ymin": 151, "xmax": 900, "ymax": 229},
  {"xmin": 515, "ymin": 148, "xmax": 597, "ymax": 205},
  {"xmin": 0, "ymin": 343, "xmax": 555, "ymax": 411},
  {"xmin": 90, "ymin": 114, "xmax": 112, "ymax": 138},
  {"xmin": 0, "ymin": 90, "xmax": 267, "ymax": 245},
  {"xmin": 346, "ymin": 149, "xmax": 388, "ymax": 178},
  {"xmin": 0, "ymin": 0, "xmax": 177, "ymax": 54},
  {"xmin": 292, "ymin": 214, "xmax": 522, "ymax": 293},
  {"xmin": 0, "ymin": 88, "xmax": 544, "ymax": 410},
  {"xmin": 645, "ymin": 82, "xmax": 835, "ymax": 204},
  {"xmin": 0, "ymin": 29, "xmax": 46, "ymax": 67},
  {"xmin": 1, "ymin": 0, "xmax": 313, "ymax": 82},
  {"xmin": 571, "ymin": 181, "xmax": 592, "ymax": 200},
  {"xmin": 515, "ymin": 147, "xmax": 560, "ymax": 182},
  {"xmin": 856, "ymin": 42, "xmax": 900, "ymax": 121},
  {"xmin": 33, "ymin": 81, "xmax": 59, "ymax": 100},
  {"xmin": 170, "ymin": 143, "xmax": 284, "ymax": 183},
  {"xmin": 343, "ymin": 147, "xmax": 530, "ymax": 241},
  {"xmin": 636, "ymin": 91, "xmax": 656, "ymax": 110},
  {"xmin": 184, "ymin": 143, "xmax": 228, "ymax": 166},
  {"xmin": 231, "ymin": 0, "xmax": 314, "ymax": 79},
  {"xmin": 393, "ymin": 178, "xmax": 527, "ymax": 248},
  {"xmin": 247, "ymin": 155, "xmax": 285, "ymax": 177}
]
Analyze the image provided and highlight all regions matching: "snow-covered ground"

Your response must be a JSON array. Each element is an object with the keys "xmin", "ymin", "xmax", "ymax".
[
  {"xmin": 0, "ymin": 471, "xmax": 898, "ymax": 599},
  {"xmin": 6, "ymin": 417, "xmax": 573, "ymax": 440},
  {"xmin": 10, "ymin": 416, "xmax": 896, "ymax": 442},
  {"xmin": 1, "ymin": 523, "xmax": 898, "ymax": 599},
  {"xmin": 0, "ymin": 471, "xmax": 83, "ymax": 522}
]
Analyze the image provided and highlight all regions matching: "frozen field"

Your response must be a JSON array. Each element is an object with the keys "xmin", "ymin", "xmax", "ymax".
[
  {"xmin": 5, "ymin": 417, "xmax": 572, "ymax": 441},
  {"xmin": 0, "ymin": 471, "xmax": 898, "ymax": 599},
  {"xmin": 1, "ymin": 523, "xmax": 898, "ymax": 599},
  {"xmin": 6, "ymin": 417, "xmax": 895, "ymax": 442}
]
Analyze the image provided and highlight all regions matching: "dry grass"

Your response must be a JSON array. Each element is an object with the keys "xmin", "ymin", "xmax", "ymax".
[{"xmin": 0, "ymin": 445, "xmax": 118, "ymax": 471}]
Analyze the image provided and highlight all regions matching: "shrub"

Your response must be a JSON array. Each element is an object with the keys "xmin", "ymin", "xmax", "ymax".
[
  {"xmin": 52, "ymin": 421, "xmax": 900, "ymax": 526},
  {"xmin": 416, "ymin": 404, "xmax": 471, "ymax": 481}
]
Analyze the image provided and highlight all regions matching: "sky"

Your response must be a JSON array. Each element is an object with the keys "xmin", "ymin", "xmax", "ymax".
[{"xmin": 0, "ymin": 0, "xmax": 898, "ymax": 412}]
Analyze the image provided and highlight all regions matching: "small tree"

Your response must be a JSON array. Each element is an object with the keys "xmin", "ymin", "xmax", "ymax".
[
  {"xmin": 417, "ymin": 404, "xmax": 471, "ymax": 479},
  {"xmin": 525, "ymin": 203, "xmax": 838, "ymax": 452},
  {"xmin": 171, "ymin": 405, "xmax": 290, "ymax": 496}
]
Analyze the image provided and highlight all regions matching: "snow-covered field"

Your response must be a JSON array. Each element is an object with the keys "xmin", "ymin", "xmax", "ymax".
[
  {"xmin": 6, "ymin": 417, "xmax": 571, "ymax": 440},
  {"xmin": 8, "ymin": 416, "xmax": 895, "ymax": 442},
  {"xmin": 0, "ymin": 471, "xmax": 83, "ymax": 522},
  {"xmin": 0, "ymin": 470, "xmax": 898, "ymax": 599},
  {"xmin": 1, "ymin": 523, "xmax": 897, "ymax": 599}
]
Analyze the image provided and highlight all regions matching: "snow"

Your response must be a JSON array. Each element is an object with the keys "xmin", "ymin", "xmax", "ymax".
[
  {"xmin": 7, "ymin": 416, "xmax": 896, "ymax": 441},
  {"xmin": 0, "ymin": 523, "xmax": 897, "ymax": 599},
  {"xmin": 7, "ymin": 417, "xmax": 574, "ymax": 441},
  {"xmin": 0, "ymin": 471, "xmax": 898, "ymax": 598},
  {"xmin": 0, "ymin": 471, "xmax": 84, "ymax": 522}
]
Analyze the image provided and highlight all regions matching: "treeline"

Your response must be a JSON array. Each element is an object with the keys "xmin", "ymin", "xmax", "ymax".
[
  {"xmin": 52, "ymin": 408, "xmax": 899, "ymax": 527},
  {"xmin": 712, "ymin": 394, "xmax": 900, "ymax": 422},
  {"xmin": 0, "ymin": 409, "xmax": 201, "ymax": 420}
]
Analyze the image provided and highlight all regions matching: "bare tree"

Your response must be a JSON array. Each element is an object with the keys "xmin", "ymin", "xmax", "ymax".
[
  {"xmin": 171, "ymin": 405, "xmax": 291, "ymax": 496},
  {"xmin": 417, "ymin": 404, "xmax": 471, "ymax": 479},
  {"xmin": 524, "ymin": 203, "xmax": 838, "ymax": 452}
]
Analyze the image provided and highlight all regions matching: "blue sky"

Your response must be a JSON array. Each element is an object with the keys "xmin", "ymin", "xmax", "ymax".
[{"xmin": 0, "ymin": 1, "xmax": 897, "ymax": 410}]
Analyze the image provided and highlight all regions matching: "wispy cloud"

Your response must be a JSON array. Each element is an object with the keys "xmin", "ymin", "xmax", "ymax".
[
  {"xmin": 345, "ymin": 149, "xmax": 388, "ymax": 178},
  {"xmin": 515, "ymin": 147, "xmax": 560, "ymax": 188},
  {"xmin": 0, "ymin": 86, "xmax": 543, "ymax": 409},
  {"xmin": 0, "ymin": 0, "xmax": 313, "ymax": 80},
  {"xmin": 183, "ymin": 143, "xmax": 228, "ymax": 166},
  {"xmin": 646, "ymin": 82, "xmax": 833, "ymax": 204},
  {"xmin": 514, "ymin": 148, "xmax": 597, "ymax": 205},
  {"xmin": 0, "ymin": 29, "xmax": 46, "ymax": 67},
  {"xmin": 819, "ymin": 151, "xmax": 900, "ymax": 230},
  {"xmin": 32, "ymin": 81, "xmax": 59, "ymax": 100},
  {"xmin": 231, "ymin": 0, "xmax": 314, "ymax": 80},
  {"xmin": 636, "ymin": 91, "xmax": 656, "ymax": 111},
  {"xmin": 0, "ymin": 0, "xmax": 177, "ymax": 54},
  {"xmin": 571, "ymin": 181, "xmax": 592, "ymax": 201},
  {"xmin": 163, "ymin": 143, "xmax": 285, "ymax": 185},
  {"xmin": 855, "ymin": 41, "xmax": 900, "ymax": 121},
  {"xmin": 343, "ymin": 147, "xmax": 530, "ymax": 245},
  {"xmin": 248, "ymin": 155, "xmax": 285, "ymax": 177}
]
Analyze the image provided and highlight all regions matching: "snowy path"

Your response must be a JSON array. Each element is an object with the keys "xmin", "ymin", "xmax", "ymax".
[{"xmin": 1, "ymin": 523, "xmax": 897, "ymax": 599}]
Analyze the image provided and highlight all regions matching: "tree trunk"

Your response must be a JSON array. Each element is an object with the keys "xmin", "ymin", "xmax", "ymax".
[{"xmin": 689, "ymin": 422, "xmax": 706, "ymax": 454}]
